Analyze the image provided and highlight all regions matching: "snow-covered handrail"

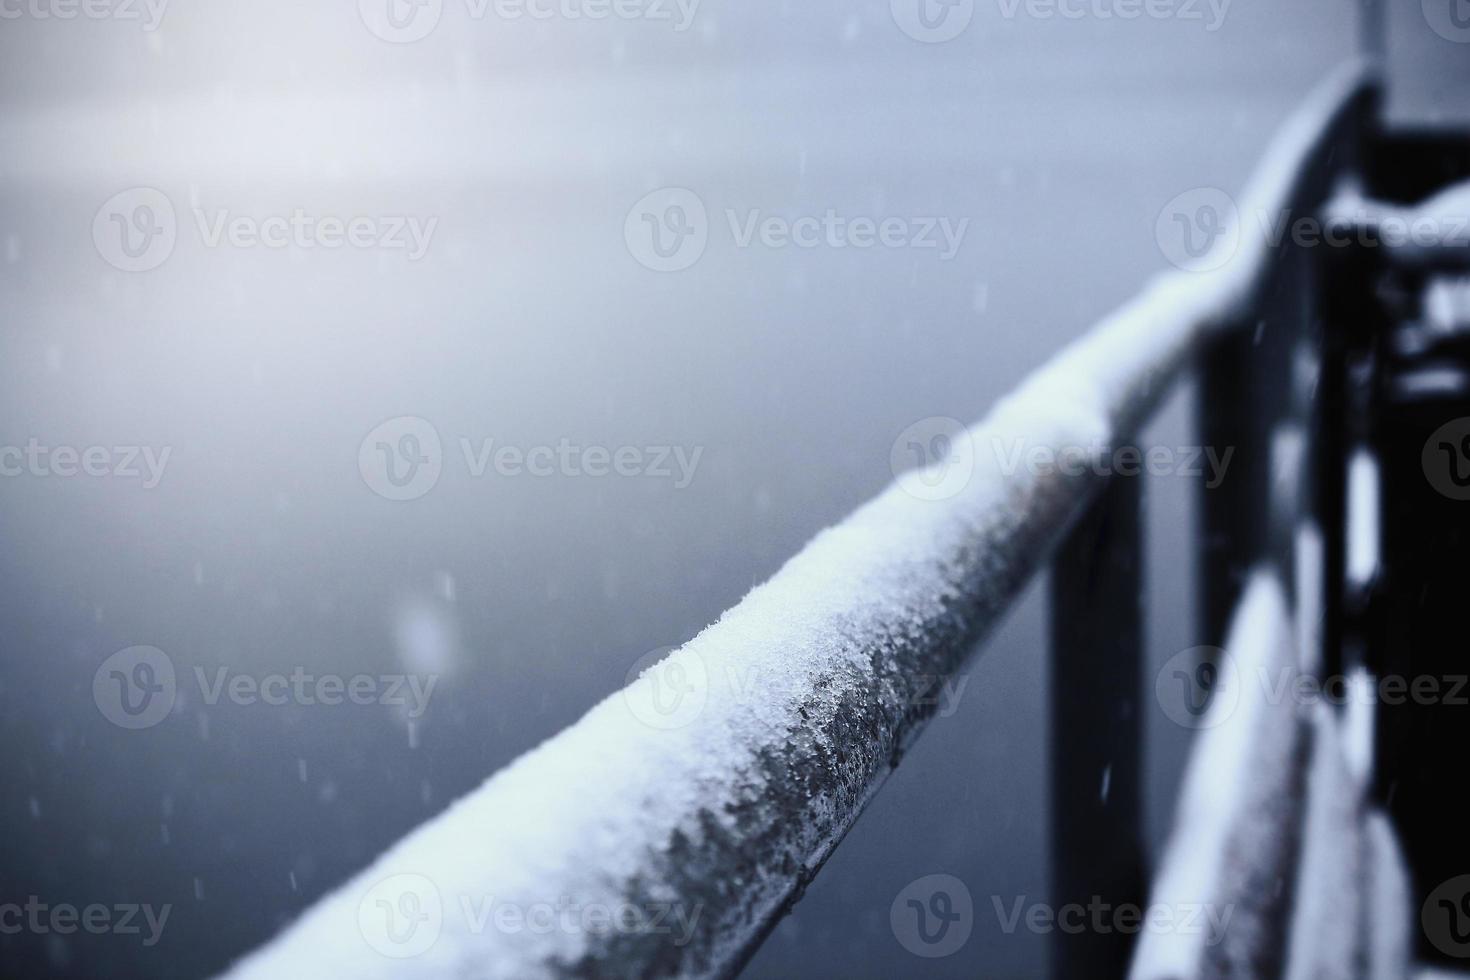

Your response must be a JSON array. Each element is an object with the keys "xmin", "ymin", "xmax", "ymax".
[{"xmin": 222, "ymin": 62, "xmax": 1378, "ymax": 980}]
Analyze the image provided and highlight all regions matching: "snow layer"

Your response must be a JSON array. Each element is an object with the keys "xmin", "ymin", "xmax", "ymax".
[
  {"xmin": 1128, "ymin": 574, "xmax": 1308, "ymax": 980},
  {"xmin": 222, "ymin": 62, "xmax": 1377, "ymax": 980},
  {"xmin": 1132, "ymin": 584, "xmax": 1410, "ymax": 980}
]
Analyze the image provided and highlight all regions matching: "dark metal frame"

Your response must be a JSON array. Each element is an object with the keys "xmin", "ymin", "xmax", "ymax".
[{"xmin": 1050, "ymin": 75, "xmax": 1470, "ymax": 973}]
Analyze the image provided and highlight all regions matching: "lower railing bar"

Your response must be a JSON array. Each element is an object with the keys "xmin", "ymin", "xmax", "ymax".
[{"xmin": 1129, "ymin": 574, "xmax": 1309, "ymax": 980}]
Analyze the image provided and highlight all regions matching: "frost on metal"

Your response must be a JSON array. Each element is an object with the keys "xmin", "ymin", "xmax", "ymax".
[
  {"xmin": 1325, "ymin": 177, "xmax": 1470, "ymax": 269},
  {"xmin": 1129, "ymin": 575, "xmax": 1309, "ymax": 980},
  {"xmin": 225, "ymin": 308, "xmax": 1131, "ymax": 980},
  {"xmin": 222, "ymin": 64, "xmax": 1376, "ymax": 980},
  {"xmin": 1130, "ymin": 578, "xmax": 1411, "ymax": 980}
]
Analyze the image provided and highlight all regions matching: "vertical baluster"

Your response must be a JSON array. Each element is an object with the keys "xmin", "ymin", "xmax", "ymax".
[
  {"xmin": 1050, "ymin": 472, "xmax": 1143, "ymax": 979},
  {"xmin": 1197, "ymin": 329, "xmax": 1261, "ymax": 650}
]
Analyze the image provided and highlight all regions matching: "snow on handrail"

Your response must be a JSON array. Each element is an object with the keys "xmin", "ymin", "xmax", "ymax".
[
  {"xmin": 221, "ymin": 62, "xmax": 1378, "ymax": 980},
  {"xmin": 1126, "ymin": 574, "xmax": 1306, "ymax": 979}
]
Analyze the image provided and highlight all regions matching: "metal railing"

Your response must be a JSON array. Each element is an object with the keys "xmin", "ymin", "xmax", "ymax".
[{"xmin": 221, "ymin": 63, "xmax": 1381, "ymax": 980}]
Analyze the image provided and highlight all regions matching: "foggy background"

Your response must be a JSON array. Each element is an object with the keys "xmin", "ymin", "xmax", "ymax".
[{"xmin": 2, "ymin": 1, "xmax": 1467, "ymax": 977}]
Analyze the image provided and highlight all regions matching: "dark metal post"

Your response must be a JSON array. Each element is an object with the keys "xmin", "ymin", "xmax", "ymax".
[
  {"xmin": 1196, "ymin": 330, "xmax": 1259, "ymax": 648},
  {"xmin": 1050, "ymin": 473, "xmax": 1144, "ymax": 978}
]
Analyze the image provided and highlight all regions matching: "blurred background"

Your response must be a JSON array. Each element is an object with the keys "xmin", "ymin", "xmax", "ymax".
[{"xmin": 1, "ymin": 2, "xmax": 1467, "ymax": 977}]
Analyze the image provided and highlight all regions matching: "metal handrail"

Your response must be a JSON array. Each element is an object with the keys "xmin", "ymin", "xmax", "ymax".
[{"xmin": 221, "ymin": 62, "xmax": 1379, "ymax": 980}]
